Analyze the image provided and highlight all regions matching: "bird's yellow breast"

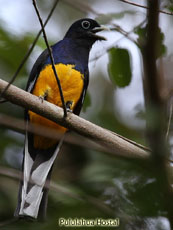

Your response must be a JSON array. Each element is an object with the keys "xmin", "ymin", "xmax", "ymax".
[{"xmin": 29, "ymin": 63, "xmax": 84, "ymax": 149}]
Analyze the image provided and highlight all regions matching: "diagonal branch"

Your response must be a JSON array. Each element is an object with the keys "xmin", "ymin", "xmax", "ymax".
[
  {"xmin": 0, "ymin": 0, "xmax": 59, "ymax": 102},
  {"xmin": 119, "ymin": 0, "xmax": 173, "ymax": 16},
  {"xmin": 1, "ymin": 113, "xmax": 145, "ymax": 158},
  {"xmin": 32, "ymin": 0, "xmax": 67, "ymax": 117},
  {"xmin": 0, "ymin": 78, "xmax": 150, "ymax": 160}
]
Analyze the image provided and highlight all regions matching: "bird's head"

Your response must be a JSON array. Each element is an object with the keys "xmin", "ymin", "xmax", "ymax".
[{"xmin": 64, "ymin": 18, "xmax": 106, "ymax": 45}]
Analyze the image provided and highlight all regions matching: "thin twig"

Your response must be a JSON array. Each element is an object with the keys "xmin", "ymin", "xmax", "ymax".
[
  {"xmin": 110, "ymin": 24, "xmax": 138, "ymax": 45},
  {"xmin": 0, "ymin": 166, "xmax": 114, "ymax": 217},
  {"xmin": 90, "ymin": 31, "xmax": 134, "ymax": 63},
  {"xmin": 166, "ymin": 102, "xmax": 173, "ymax": 140},
  {"xmin": 0, "ymin": 0, "xmax": 59, "ymax": 101},
  {"xmin": 64, "ymin": 0, "xmax": 173, "ymax": 16},
  {"xmin": 63, "ymin": 0, "xmax": 98, "ymax": 15},
  {"xmin": 32, "ymin": 0, "xmax": 67, "ymax": 117},
  {"xmin": 90, "ymin": 19, "xmax": 146, "ymax": 63},
  {"xmin": 119, "ymin": 0, "xmax": 173, "ymax": 16}
]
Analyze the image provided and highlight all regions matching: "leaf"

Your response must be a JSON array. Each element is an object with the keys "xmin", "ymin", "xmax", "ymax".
[
  {"xmin": 135, "ymin": 27, "xmax": 146, "ymax": 48},
  {"xmin": 108, "ymin": 47, "xmax": 132, "ymax": 88},
  {"xmin": 156, "ymin": 27, "xmax": 167, "ymax": 58},
  {"xmin": 135, "ymin": 26, "xmax": 167, "ymax": 58},
  {"xmin": 96, "ymin": 11, "xmax": 136, "ymax": 25}
]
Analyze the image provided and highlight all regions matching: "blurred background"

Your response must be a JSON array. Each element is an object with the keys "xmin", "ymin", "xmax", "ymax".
[{"xmin": 0, "ymin": 0, "xmax": 173, "ymax": 229}]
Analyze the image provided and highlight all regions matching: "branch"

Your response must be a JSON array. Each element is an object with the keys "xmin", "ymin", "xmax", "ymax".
[
  {"xmin": 119, "ymin": 0, "xmax": 173, "ymax": 16},
  {"xmin": 64, "ymin": 0, "xmax": 173, "ymax": 17},
  {"xmin": 90, "ymin": 19, "xmax": 146, "ymax": 63},
  {"xmin": 0, "ymin": 0, "xmax": 59, "ymax": 101},
  {"xmin": 1, "ymin": 113, "xmax": 139, "ymax": 158},
  {"xmin": 0, "ymin": 79, "xmax": 150, "ymax": 160},
  {"xmin": 143, "ymin": 1, "xmax": 166, "ymax": 158},
  {"xmin": 0, "ymin": 166, "xmax": 114, "ymax": 217},
  {"xmin": 62, "ymin": 0, "xmax": 98, "ymax": 15},
  {"xmin": 166, "ymin": 102, "xmax": 173, "ymax": 140},
  {"xmin": 110, "ymin": 23, "xmax": 138, "ymax": 45},
  {"xmin": 32, "ymin": 0, "xmax": 67, "ymax": 116},
  {"xmin": 143, "ymin": 0, "xmax": 173, "ymax": 227}
]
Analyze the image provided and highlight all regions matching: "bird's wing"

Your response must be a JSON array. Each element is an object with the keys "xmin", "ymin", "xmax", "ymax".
[
  {"xmin": 26, "ymin": 49, "xmax": 49, "ymax": 93},
  {"xmin": 73, "ymin": 69, "xmax": 89, "ymax": 115}
]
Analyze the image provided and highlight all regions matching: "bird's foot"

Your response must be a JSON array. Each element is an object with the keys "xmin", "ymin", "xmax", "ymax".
[
  {"xmin": 39, "ymin": 90, "xmax": 49, "ymax": 103},
  {"xmin": 66, "ymin": 101, "xmax": 73, "ymax": 113},
  {"xmin": 39, "ymin": 96, "xmax": 44, "ymax": 103}
]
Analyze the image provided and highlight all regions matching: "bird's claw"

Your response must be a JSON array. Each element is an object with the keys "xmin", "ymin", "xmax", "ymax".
[
  {"xmin": 39, "ymin": 96, "xmax": 44, "ymax": 103},
  {"xmin": 66, "ymin": 108, "xmax": 72, "ymax": 113},
  {"xmin": 66, "ymin": 101, "xmax": 73, "ymax": 113}
]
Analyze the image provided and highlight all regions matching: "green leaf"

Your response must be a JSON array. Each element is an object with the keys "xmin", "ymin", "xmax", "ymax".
[
  {"xmin": 157, "ymin": 27, "xmax": 167, "ymax": 58},
  {"xmin": 108, "ymin": 47, "xmax": 132, "ymax": 88},
  {"xmin": 135, "ymin": 26, "xmax": 146, "ymax": 48},
  {"xmin": 135, "ymin": 26, "xmax": 167, "ymax": 58}
]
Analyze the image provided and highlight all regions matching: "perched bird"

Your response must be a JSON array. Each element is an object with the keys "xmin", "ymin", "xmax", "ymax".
[{"xmin": 15, "ymin": 18, "xmax": 106, "ymax": 220}]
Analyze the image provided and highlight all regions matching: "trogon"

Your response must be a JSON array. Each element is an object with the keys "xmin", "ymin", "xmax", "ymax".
[{"xmin": 15, "ymin": 18, "xmax": 106, "ymax": 219}]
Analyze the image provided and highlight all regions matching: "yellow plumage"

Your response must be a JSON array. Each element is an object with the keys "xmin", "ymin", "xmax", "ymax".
[{"xmin": 29, "ymin": 63, "xmax": 84, "ymax": 149}]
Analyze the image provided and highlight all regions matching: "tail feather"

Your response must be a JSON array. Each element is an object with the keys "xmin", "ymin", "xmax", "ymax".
[
  {"xmin": 18, "ymin": 132, "xmax": 34, "ymax": 216},
  {"xmin": 15, "ymin": 130, "xmax": 64, "ymax": 219},
  {"xmin": 22, "ymin": 143, "xmax": 61, "ymax": 218},
  {"xmin": 38, "ymin": 170, "xmax": 52, "ymax": 220},
  {"xmin": 22, "ymin": 186, "xmax": 43, "ymax": 218}
]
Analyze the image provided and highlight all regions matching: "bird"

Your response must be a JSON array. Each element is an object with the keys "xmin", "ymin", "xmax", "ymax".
[{"xmin": 14, "ymin": 18, "xmax": 106, "ymax": 220}]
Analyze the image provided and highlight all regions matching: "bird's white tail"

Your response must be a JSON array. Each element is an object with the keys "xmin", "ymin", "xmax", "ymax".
[{"xmin": 16, "ymin": 131, "xmax": 64, "ymax": 219}]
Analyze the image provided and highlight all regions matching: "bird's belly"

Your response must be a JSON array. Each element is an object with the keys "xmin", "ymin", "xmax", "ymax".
[{"xmin": 28, "ymin": 63, "xmax": 84, "ymax": 149}]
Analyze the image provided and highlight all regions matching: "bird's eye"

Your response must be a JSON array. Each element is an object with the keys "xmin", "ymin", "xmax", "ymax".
[{"xmin": 81, "ymin": 20, "xmax": 91, "ymax": 30}]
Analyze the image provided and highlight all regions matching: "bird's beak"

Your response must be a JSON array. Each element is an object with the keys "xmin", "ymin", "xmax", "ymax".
[{"xmin": 90, "ymin": 26, "xmax": 108, "ymax": 41}]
